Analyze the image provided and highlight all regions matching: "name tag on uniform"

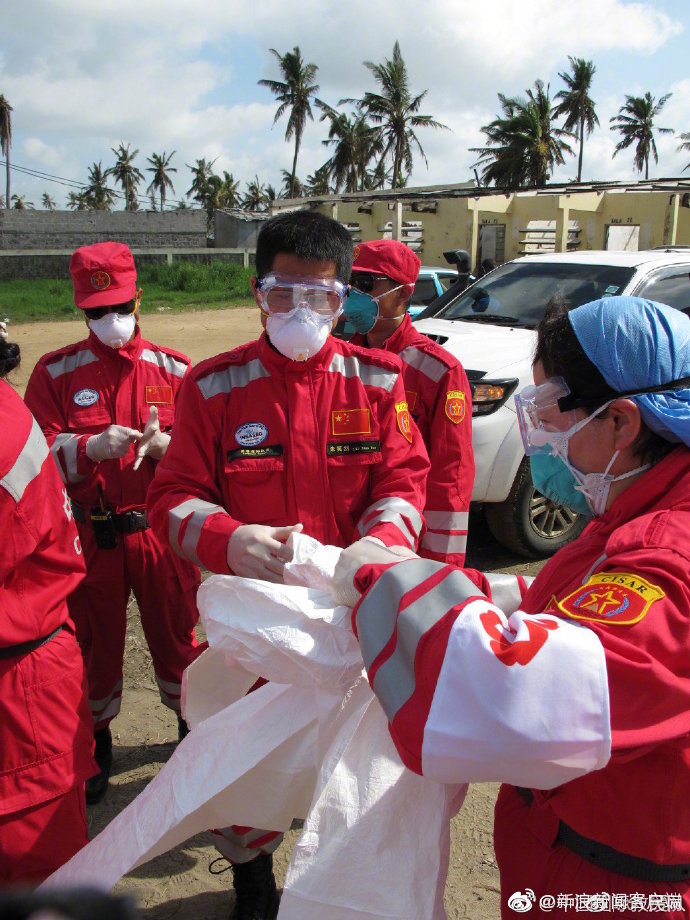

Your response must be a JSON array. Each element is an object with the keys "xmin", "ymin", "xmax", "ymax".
[
  {"xmin": 227, "ymin": 444, "xmax": 284, "ymax": 461},
  {"xmin": 326, "ymin": 440, "xmax": 381, "ymax": 456}
]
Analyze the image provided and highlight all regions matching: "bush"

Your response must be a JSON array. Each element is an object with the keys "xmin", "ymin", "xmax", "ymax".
[{"xmin": 137, "ymin": 260, "xmax": 253, "ymax": 296}]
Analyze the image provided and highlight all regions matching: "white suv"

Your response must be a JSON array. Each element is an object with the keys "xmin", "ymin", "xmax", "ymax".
[{"xmin": 414, "ymin": 248, "xmax": 690, "ymax": 557}]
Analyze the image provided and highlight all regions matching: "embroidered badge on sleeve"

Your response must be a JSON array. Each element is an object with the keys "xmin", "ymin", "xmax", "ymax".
[
  {"xmin": 395, "ymin": 400, "xmax": 413, "ymax": 442},
  {"xmin": 445, "ymin": 390, "xmax": 466, "ymax": 424},
  {"xmin": 557, "ymin": 572, "xmax": 665, "ymax": 626}
]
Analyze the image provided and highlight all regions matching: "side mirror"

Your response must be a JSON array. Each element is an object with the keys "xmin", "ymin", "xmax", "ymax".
[{"xmin": 443, "ymin": 249, "xmax": 472, "ymax": 273}]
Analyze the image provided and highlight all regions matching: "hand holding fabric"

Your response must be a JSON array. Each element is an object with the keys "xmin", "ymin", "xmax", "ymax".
[
  {"xmin": 227, "ymin": 523, "xmax": 304, "ymax": 582},
  {"xmin": 86, "ymin": 424, "xmax": 142, "ymax": 462},
  {"xmin": 132, "ymin": 406, "xmax": 171, "ymax": 471},
  {"xmin": 330, "ymin": 537, "xmax": 417, "ymax": 608}
]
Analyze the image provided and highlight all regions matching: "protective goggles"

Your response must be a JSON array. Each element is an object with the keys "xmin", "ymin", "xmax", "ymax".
[
  {"xmin": 515, "ymin": 377, "xmax": 582, "ymax": 455},
  {"xmin": 255, "ymin": 273, "xmax": 348, "ymax": 318}
]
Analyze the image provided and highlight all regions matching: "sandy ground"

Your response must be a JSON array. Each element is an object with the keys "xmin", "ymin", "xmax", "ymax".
[{"xmin": 11, "ymin": 307, "xmax": 545, "ymax": 919}]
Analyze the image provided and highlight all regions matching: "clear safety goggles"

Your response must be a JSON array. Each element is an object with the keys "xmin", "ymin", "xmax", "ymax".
[
  {"xmin": 515, "ymin": 377, "xmax": 583, "ymax": 455},
  {"xmin": 255, "ymin": 273, "xmax": 349, "ymax": 318}
]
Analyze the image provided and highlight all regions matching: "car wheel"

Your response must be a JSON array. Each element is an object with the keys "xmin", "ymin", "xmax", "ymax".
[{"xmin": 484, "ymin": 458, "xmax": 587, "ymax": 558}]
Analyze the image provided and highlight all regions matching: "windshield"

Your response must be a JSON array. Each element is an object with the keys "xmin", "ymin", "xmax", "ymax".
[{"xmin": 438, "ymin": 260, "xmax": 637, "ymax": 329}]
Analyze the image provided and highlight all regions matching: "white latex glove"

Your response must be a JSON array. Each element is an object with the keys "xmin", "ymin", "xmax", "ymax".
[
  {"xmin": 227, "ymin": 523, "xmax": 304, "ymax": 583},
  {"xmin": 331, "ymin": 537, "xmax": 418, "ymax": 608},
  {"xmin": 85, "ymin": 424, "xmax": 142, "ymax": 462},
  {"xmin": 132, "ymin": 406, "xmax": 171, "ymax": 471}
]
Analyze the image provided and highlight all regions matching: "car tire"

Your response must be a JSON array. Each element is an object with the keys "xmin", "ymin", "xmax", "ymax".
[{"xmin": 484, "ymin": 458, "xmax": 587, "ymax": 558}]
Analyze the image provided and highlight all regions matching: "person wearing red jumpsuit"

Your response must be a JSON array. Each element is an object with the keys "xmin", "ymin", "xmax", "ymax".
[
  {"xmin": 0, "ymin": 332, "xmax": 96, "ymax": 884},
  {"xmin": 24, "ymin": 242, "xmax": 202, "ymax": 806},
  {"xmin": 346, "ymin": 239, "xmax": 475, "ymax": 565},
  {"xmin": 147, "ymin": 210, "xmax": 430, "ymax": 919},
  {"xmin": 333, "ymin": 296, "xmax": 690, "ymax": 919}
]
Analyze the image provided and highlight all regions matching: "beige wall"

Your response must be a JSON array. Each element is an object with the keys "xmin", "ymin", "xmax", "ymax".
[{"xmin": 294, "ymin": 189, "xmax": 690, "ymax": 266}]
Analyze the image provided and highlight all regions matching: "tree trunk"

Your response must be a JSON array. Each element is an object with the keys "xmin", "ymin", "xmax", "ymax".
[
  {"xmin": 290, "ymin": 136, "xmax": 300, "ymax": 198},
  {"xmin": 5, "ymin": 153, "xmax": 9, "ymax": 209},
  {"xmin": 578, "ymin": 119, "xmax": 584, "ymax": 182}
]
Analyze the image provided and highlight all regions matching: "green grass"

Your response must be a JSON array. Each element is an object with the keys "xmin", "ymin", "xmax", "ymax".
[{"xmin": 0, "ymin": 261, "xmax": 256, "ymax": 323}]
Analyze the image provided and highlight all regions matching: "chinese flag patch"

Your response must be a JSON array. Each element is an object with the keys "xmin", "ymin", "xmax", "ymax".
[
  {"xmin": 445, "ymin": 390, "xmax": 466, "ymax": 424},
  {"xmin": 395, "ymin": 401, "xmax": 413, "ymax": 442},
  {"xmin": 145, "ymin": 385, "xmax": 173, "ymax": 404},
  {"xmin": 332, "ymin": 408, "xmax": 371, "ymax": 436},
  {"xmin": 557, "ymin": 572, "xmax": 665, "ymax": 626}
]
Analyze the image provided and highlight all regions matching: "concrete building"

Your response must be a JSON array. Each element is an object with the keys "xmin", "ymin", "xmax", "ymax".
[{"xmin": 270, "ymin": 177, "xmax": 690, "ymax": 269}]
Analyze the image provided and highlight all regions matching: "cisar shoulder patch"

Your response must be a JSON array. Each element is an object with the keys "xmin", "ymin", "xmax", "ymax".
[{"xmin": 557, "ymin": 571, "xmax": 665, "ymax": 626}]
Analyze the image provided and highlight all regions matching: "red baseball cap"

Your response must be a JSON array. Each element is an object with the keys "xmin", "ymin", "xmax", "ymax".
[
  {"xmin": 70, "ymin": 241, "xmax": 137, "ymax": 309},
  {"xmin": 351, "ymin": 239, "xmax": 421, "ymax": 286}
]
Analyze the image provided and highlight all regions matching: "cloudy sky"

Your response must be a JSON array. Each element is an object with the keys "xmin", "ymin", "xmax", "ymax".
[{"xmin": 1, "ymin": 0, "xmax": 689, "ymax": 209}]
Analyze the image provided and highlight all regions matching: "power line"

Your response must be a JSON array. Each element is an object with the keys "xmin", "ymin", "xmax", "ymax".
[{"xmin": 0, "ymin": 159, "xmax": 195, "ymax": 208}]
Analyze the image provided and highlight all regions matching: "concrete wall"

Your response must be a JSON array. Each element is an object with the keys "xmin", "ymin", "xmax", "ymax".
[
  {"xmin": 0, "ymin": 248, "xmax": 253, "ymax": 281},
  {"xmin": 0, "ymin": 209, "xmax": 207, "ymax": 251}
]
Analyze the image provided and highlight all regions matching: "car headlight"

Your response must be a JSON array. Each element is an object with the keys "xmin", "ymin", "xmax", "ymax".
[{"xmin": 469, "ymin": 378, "xmax": 519, "ymax": 417}]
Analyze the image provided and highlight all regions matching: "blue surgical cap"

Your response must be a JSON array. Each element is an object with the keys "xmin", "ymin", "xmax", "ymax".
[{"xmin": 568, "ymin": 296, "xmax": 690, "ymax": 445}]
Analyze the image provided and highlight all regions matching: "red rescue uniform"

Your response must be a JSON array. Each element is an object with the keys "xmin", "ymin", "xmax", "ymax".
[
  {"xmin": 147, "ymin": 332, "xmax": 430, "ymax": 571},
  {"xmin": 351, "ymin": 312, "xmax": 474, "ymax": 565},
  {"xmin": 0, "ymin": 381, "xmax": 96, "ymax": 884},
  {"xmin": 24, "ymin": 328, "xmax": 202, "ymax": 729},
  {"xmin": 352, "ymin": 447, "xmax": 690, "ymax": 918},
  {"xmin": 147, "ymin": 330, "xmax": 429, "ymax": 864}
]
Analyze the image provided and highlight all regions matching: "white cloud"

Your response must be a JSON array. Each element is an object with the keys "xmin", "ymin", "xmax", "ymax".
[{"xmin": 0, "ymin": 0, "xmax": 687, "ymax": 209}]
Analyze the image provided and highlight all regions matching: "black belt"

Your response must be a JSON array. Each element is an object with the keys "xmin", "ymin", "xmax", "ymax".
[
  {"xmin": 0, "ymin": 625, "xmax": 63, "ymax": 660},
  {"xmin": 515, "ymin": 786, "xmax": 690, "ymax": 882},
  {"xmin": 71, "ymin": 502, "xmax": 148, "ymax": 533}
]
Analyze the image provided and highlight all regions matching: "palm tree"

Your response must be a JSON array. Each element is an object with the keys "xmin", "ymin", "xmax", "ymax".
[
  {"xmin": 320, "ymin": 106, "xmax": 383, "ymax": 192},
  {"xmin": 471, "ymin": 81, "xmax": 574, "ymax": 188},
  {"xmin": 146, "ymin": 150, "xmax": 177, "ymax": 210},
  {"xmin": 610, "ymin": 92, "xmax": 673, "ymax": 180},
  {"xmin": 279, "ymin": 169, "xmax": 304, "ymax": 198},
  {"xmin": 214, "ymin": 171, "xmax": 242, "ymax": 209},
  {"xmin": 305, "ymin": 163, "xmax": 332, "ymax": 196},
  {"xmin": 349, "ymin": 41, "xmax": 448, "ymax": 189},
  {"xmin": 42, "ymin": 192, "xmax": 56, "ymax": 210},
  {"xmin": 0, "ymin": 94, "xmax": 12, "ymax": 209},
  {"xmin": 11, "ymin": 194, "xmax": 34, "ymax": 209},
  {"xmin": 66, "ymin": 191, "xmax": 87, "ymax": 210},
  {"xmin": 107, "ymin": 143, "xmax": 144, "ymax": 210},
  {"xmin": 677, "ymin": 132, "xmax": 690, "ymax": 172},
  {"xmin": 258, "ymin": 47, "xmax": 322, "ymax": 198},
  {"xmin": 186, "ymin": 157, "xmax": 217, "ymax": 208},
  {"xmin": 82, "ymin": 162, "xmax": 115, "ymax": 210},
  {"xmin": 243, "ymin": 175, "xmax": 269, "ymax": 211},
  {"xmin": 553, "ymin": 57, "xmax": 599, "ymax": 182}
]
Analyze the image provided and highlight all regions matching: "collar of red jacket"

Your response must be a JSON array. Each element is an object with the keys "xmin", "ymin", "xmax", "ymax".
[
  {"xmin": 351, "ymin": 311, "xmax": 412, "ymax": 352},
  {"xmin": 257, "ymin": 329, "xmax": 339, "ymax": 372},
  {"xmin": 592, "ymin": 445, "xmax": 690, "ymax": 533},
  {"xmin": 87, "ymin": 325, "xmax": 145, "ymax": 363}
]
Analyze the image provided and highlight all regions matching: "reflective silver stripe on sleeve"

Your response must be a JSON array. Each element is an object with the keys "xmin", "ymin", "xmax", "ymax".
[
  {"xmin": 398, "ymin": 347, "xmax": 447, "ymax": 383},
  {"xmin": 1, "ymin": 416, "xmax": 49, "ymax": 502},
  {"xmin": 358, "ymin": 496, "xmax": 423, "ymax": 547},
  {"xmin": 140, "ymin": 349, "xmax": 188, "ymax": 378},
  {"xmin": 328, "ymin": 353, "xmax": 398, "ymax": 393},
  {"xmin": 168, "ymin": 497, "xmax": 227, "ymax": 565},
  {"xmin": 51, "ymin": 432, "xmax": 83, "ymax": 484},
  {"xmin": 421, "ymin": 531, "xmax": 468, "ymax": 555},
  {"xmin": 424, "ymin": 510, "xmax": 469, "ymax": 531},
  {"xmin": 197, "ymin": 359, "xmax": 270, "ymax": 400},
  {"xmin": 356, "ymin": 563, "xmax": 482, "ymax": 722},
  {"xmin": 46, "ymin": 349, "xmax": 98, "ymax": 379}
]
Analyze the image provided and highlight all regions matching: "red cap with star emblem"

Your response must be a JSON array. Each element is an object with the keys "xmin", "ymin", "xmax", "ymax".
[
  {"xmin": 69, "ymin": 241, "xmax": 137, "ymax": 309},
  {"xmin": 351, "ymin": 239, "xmax": 421, "ymax": 286}
]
